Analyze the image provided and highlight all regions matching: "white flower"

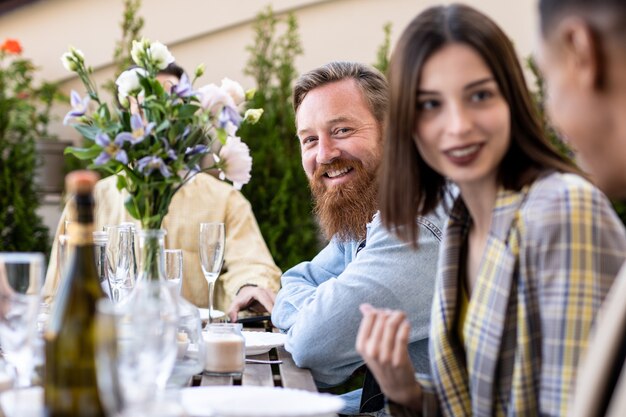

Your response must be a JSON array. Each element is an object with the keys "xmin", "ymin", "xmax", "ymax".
[
  {"xmin": 194, "ymin": 64, "xmax": 205, "ymax": 78},
  {"xmin": 197, "ymin": 83, "xmax": 235, "ymax": 115},
  {"xmin": 61, "ymin": 52, "xmax": 76, "ymax": 72},
  {"xmin": 149, "ymin": 41, "xmax": 175, "ymax": 70},
  {"xmin": 220, "ymin": 78, "xmax": 246, "ymax": 106},
  {"xmin": 217, "ymin": 136, "xmax": 252, "ymax": 189},
  {"xmin": 71, "ymin": 47, "xmax": 85, "ymax": 63},
  {"xmin": 244, "ymin": 108, "xmax": 264, "ymax": 124},
  {"xmin": 130, "ymin": 38, "xmax": 148, "ymax": 65},
  {"xmin": 116, "ymin": 67, "xmax": 148, "ymax": 98},
  {"xmin": 117, "ymin": 93, "xmax": 130, "ymax": 109},
  {"xmin": 61, "ymin": 48, "xmax": 84, "ymax": 72}
]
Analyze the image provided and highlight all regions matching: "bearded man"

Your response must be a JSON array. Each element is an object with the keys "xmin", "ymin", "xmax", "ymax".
[{"xmin": 270, "ymin": 61, "xmax": 445, "ymax": 415}]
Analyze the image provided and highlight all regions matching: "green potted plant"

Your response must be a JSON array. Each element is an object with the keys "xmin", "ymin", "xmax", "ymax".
[{"xmin": 0, "ymin": 38, "xmax": 51, "ymax": 252}]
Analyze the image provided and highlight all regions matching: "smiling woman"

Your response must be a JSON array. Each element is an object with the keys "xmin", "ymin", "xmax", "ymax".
[{"xmin": 356, "ymin": 4, "xmax": 626, "ymax": 416}]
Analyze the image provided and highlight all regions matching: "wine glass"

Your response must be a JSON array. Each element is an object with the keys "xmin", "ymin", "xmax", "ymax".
[
  {"xmin": 198, "ymin": 223, "xmax": 225, "ymax": 324},
  {"xmin": 164, "ymin": 249, "xmax": 183, "ymax": 294},
  {"xmin": 96, "ymin": 292, "xmax": 180, "ymax": 416},
  {"xmin": 0, "ymin": 252, "xmax": 45, "ymax": 387},
  {"xmin": 105, "ymin": 225, "xmax": 136, "ymax": 303},
  {"xmin": 95, "ymin": 299, "xmax": 125, "ymax": 417}
]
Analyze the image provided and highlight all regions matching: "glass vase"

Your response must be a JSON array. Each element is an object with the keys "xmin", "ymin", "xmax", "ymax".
[{"xmin": 115, "ymin": 229, "xmax": 179, "ymax": 408}]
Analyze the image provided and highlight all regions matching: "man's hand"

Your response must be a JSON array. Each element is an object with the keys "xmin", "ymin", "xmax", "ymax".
[{"xmin": 227, "ymin": 286, "xmax": 277, "ymax": 323}]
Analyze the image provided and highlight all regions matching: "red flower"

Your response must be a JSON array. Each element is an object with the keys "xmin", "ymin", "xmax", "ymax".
[{"xmin": 1, "ymin": 39, "xmax": 22, "ymax": 54}]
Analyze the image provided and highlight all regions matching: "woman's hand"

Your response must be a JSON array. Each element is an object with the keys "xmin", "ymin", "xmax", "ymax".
[{"xmin": 356, "ymin": 303, "xmax": 423, "ymax": 411}]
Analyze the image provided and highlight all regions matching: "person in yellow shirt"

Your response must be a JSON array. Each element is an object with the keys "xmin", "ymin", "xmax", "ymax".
[{"xmin": 45, "ymin": 63, "xmax": 281, "ymax": 315}]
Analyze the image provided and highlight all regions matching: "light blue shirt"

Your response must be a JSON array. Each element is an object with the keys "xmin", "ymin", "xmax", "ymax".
[{"xmin": 271, "ymin": 210, "xmax": 444, "ymax": 386}]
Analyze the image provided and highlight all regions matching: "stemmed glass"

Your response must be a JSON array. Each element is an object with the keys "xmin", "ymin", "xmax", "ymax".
[
  {"xmin": 0, "ymin": 252, "xmax": 45, "ymax": 387},
  {"xmin": 198, "ymin": 223, "xmax": 225, "ymax": 324},
  {"xmin": 96, "ymin": 295, "xmax": 181, "ymax": 417},
  {"xmin": 164, "ymin": 249, "xmax": 183, "ymax": 294},
  {"xmin": 105, "ymin": 225, "xmax": 136, "ymax": 303}
]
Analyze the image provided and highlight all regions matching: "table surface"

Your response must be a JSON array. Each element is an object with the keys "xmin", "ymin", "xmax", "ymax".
[
  {"xmin": 0, "ymin": 326, "xmax": 317, "ymax": 417},
  {"xmin": 192, "ymin": 325, "xmax": 317, "ymax": 391}
]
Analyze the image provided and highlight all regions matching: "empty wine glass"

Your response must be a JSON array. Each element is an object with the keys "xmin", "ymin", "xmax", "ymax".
[
  {"xmin": 57, "ymin": 234, "xmax": 71, "ymax": 279},
  {"xmin": 95, "ymin": 299, "xmax": 125, "ymax": 417},
  {"xmin": 198, "ymin": 223, "xmax": 225, "ymax": 324},
  {"xmin": 0, "ymin": 252, "xmax": 45, "ymax": 387},
  {"xmin": 164, "ymin": 250, "xmax": 183, "ymax": 294},
  {"xmin": 105, "ymin": 225, "xmax": 136, "ymax": 303},
  {"xmin": 97, "ymin": 287, "xmax": 179, "ymax": 415},
  {"xmin": 93, "ymin": 231, "xmax": 111, "ymax": 298}
]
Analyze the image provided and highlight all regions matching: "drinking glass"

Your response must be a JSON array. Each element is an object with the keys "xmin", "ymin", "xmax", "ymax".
[
  {"xmin": 105, "ymin": 225, "xmax": 136, "ymax": 303},
  {"xmin": 0, "ymin": 252, "xmax": 45, "ymax": 387},
  {"xmin": 164, "ymin": 250, "xmax": 183, "ymax": 294},
  {"xmin": 93, "ymin": 231, "xmax": 111, "ymax": 298},
  {"xmin": 57, "ymin": 234, "xmax": 71, "ymax": 279},
  {"xmin": 198, "ymin": 223, "xmax": 225, "ymax": 324},
  {"xmin": 96, "ymin": 291, "xmax": 179, "ymax": 416},
  {"xmin": 95, "ymin": 299, "xmax": 125, "ymax": 417}
]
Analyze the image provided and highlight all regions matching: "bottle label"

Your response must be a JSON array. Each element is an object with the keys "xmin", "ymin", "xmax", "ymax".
[{"xmin": 68, "ymin": 223, "xmax": 95, "ymax": 246}]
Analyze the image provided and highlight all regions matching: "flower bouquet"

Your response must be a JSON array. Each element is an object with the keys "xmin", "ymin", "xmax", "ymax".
[{"xmin": 62, "ymin": 38, "xmax": 263, "ymax": 231}]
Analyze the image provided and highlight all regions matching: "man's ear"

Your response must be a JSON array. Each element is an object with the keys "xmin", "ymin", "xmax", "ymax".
[{"xmin": 557, "ymin": 17, "xmax": 606, "ymax": 90}]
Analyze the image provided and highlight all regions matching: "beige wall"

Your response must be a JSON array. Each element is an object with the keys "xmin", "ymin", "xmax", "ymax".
[
  {"xmin": 0, "ymin": 0, "xmax": 537, "ymax": 230},
  {"xmin": 1, "ymin": 0, "xmax": 538, "ymax": 142}
]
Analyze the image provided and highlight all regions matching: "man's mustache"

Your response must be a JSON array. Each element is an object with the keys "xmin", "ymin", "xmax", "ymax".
[{"xmin": 313, "ymin": 159, "xmax": 360, "ymax": 181}]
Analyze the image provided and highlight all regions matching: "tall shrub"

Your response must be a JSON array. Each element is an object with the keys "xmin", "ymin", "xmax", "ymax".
[
  {"xmin": 0, "ymin": 40, "xmax": 50, "ymax": 252},
  {"xmin": 238, "ymin": 7, "xmax": 320, "ymax": 271},
  {"xmin": 373, "ymin": 22, "xmax": 392, "ymax": 74}
]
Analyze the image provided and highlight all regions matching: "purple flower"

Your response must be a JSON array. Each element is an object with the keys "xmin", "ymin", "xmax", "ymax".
[
  {"xmin": 219, "ymin": 105, "xmax": 242, "ymax": 130},
  {"xmin": 185, "ymin": 145, "xmax": 208, "ymax": 156},
  {"xmin": 94, "ymin": 132, "xmax": 129, "ymax": 165},
  {"xmin": 137, "ymin": 156, "xmax": 172, "ymax": 178},
  {"xmin": 116, "ymin": 114, "xmax": 155, "ymax": 145},
  {"xmin": 166, "ymin": 149, "xmax": 177, "ymax": 161},
  {"xmin": 172, "ymin": 73, "xmax": 193, "ymax": 98},
  {"xmin": 63, "ymin": 90, "xmax": 90, "ymax": 125}
]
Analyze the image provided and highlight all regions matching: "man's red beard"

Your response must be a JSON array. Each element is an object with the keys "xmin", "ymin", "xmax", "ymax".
[{"xmin": 309, "ymin": 159, "xmax": 379, "ymax": 242}]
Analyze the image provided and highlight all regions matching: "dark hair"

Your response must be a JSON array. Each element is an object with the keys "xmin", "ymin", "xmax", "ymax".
[
  {"xmin": 381, "ymin": 3, "xmax": 579, "ymax": 244},
  {"xmin": 539, "ymin": 0, "xmax": 626, "ymax": 37},
  {"xmin": 159, "ymin": 62, "xmax": 186, "ymax": 80},
  {"xmin": 293, "ymin": 61, "xmax": 388, "ymax": 126}
]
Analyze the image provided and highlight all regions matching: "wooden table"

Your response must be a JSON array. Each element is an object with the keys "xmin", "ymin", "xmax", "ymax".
[{"xmin": 192, "ymin": 327, "xmax": 317, "ymax": 392}]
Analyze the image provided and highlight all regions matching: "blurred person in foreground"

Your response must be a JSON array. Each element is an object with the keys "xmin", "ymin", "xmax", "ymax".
[
  {"xmin": 271, "ymin": 61, "xmax": 446, "ymax": 415},
  {"xmin": 537, "ymin": 0, "xmax": 626, "ymax": 415},
  {"xmin": 356, "ymin": 4, "xmax": 626, "ymax": 416},
  {"xmin": 45, "ymin": 63, "xmax": 281, "ymax": 315}
]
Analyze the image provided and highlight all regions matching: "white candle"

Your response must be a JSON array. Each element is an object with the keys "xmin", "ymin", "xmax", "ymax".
[{"xmin": 203, "ymin": 325, "xmax": 245, "ymax": 374}]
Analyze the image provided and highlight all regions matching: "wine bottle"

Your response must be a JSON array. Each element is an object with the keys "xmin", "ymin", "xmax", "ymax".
[{"xmin": 44, "ymin": 170, "xmax": 106, "ymax": 417}]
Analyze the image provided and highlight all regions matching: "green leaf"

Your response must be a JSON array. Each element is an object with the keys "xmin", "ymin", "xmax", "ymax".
[
  {"xmin": 74, "ymin": 124, "xmax": 100, "ymax": 140},
  {"xmin": 124, "ymin": 196, "xmax": 140, "ymax": 220},
  {"xmin": 216, "ymin": 128, "xmax": 227, "ymax": 145},
  {"xmin": 116, "ymin": 174, "xmax": 128, "ymax": 191},
  {"xmin": 155, "ymin": 120, "xmax": 171, "ymax": 133},
  {"xmin": 64, "ymin": 145, "xmax": 101, "ymax": 160},
  {"xmin": 177, "ymin": 104, "xmax": 200, "ymax": 119}
]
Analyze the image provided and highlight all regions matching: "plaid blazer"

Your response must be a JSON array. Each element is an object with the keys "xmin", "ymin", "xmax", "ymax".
[{"xmin": 390, "ymin": 172, "xmax": 626, "ymax": 417}]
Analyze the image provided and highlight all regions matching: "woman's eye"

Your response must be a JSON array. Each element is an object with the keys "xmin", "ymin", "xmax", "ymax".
[
  {"xmin": 470, "ymin": 90, "xmax": 494, "ymax": 102},
  {"xmin": 418, "ymin": 99, "xmax": 440, "ymax": 111}
]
